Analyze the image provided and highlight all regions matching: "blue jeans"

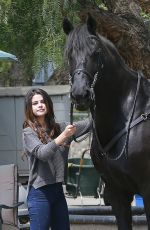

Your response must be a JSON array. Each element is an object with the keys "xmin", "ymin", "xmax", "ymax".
[{"xmin": 27, "ymin": 183, "xmax": 70, "ymax": 230}]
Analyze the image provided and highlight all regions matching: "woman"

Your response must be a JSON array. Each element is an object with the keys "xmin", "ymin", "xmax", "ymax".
[{"xmin": 22, "ymin": 88, "xmax": 91, "ymax": 230}]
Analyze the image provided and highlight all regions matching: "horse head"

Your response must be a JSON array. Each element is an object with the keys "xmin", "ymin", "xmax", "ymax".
[{"xmin": 63, "ymin": 14, "xmax": 104, "ymax": 111}]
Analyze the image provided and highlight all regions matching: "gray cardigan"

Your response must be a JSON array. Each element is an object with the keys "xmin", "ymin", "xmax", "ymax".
[{"xmin": 22, "ymin": 119, "xmax": 91, "ymax": 191}]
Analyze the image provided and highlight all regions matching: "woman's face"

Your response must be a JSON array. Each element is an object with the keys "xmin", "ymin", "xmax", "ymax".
[{"xmin": 32, "ymin": 94, "xmax": 47, "ymax": 119}]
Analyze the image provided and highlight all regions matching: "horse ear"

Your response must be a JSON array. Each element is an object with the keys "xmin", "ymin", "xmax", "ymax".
[
  {"xmin": 63, "ymin": 18, "xmax": 74, "ymax": 35},
  {"xmin": 86, "ymin": 13, "xmax": 97, "ymax": 35}
]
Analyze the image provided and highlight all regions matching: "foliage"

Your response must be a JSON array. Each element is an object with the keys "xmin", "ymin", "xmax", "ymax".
[
  {"xmin": 8, "ymin": 0, "xmax": 44, "ymax": 83},
  {"xmin": 0, "ymin": 0, "xmax": 11, "ymax": 31},
  {"xmin": 0, "ymin": 0, "xmax": 12, "ymax": 52},
  {"xmin": 33, "ymin": 0, "xmax": 81, "ymax": 73},
  {"xmin": 34, "ymin": 0, "xmax": 103, "ymax": 71},
  {"xmin": 141, "ymin": 11, "xmax": 150, "ymax": 20},
  {"xmin": 97, "ymin": 2, "xmax": 107, "ymax": 10},
  {"xmin": 1, "ymin": 0, "xmax": 148, "ymax": 85},
  {"xmin": 0, "ymin": 0, "xmax": 44, "ymax": 84},
  {"xmin": 0, "ymin": 0, "xmax": 104, "ymax": 85},
  {"xmin": 0, "ymin": 62, "xmax": 11, "ymax": 84}
]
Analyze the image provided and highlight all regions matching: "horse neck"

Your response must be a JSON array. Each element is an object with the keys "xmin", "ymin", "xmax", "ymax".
[
  {"xmin": 96, "ymin": 67, "xmax": 136, "ymax": 100},
  {"xmin": 92, "ymin": 68, "xmax": 138, "ymax": 145}
]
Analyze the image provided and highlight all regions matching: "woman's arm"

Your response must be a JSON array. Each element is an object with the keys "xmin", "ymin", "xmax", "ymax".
[
  {"xmin": 23, "ymin": 128, "xmax": 58, "ymax": 161},
  {"xmin": 74, "ymin": 118, "xmax": 92, "ymax": 138},
  {"xmin": 55, "ymin": 124, "xmax": 76, "ymax": 145},
  {"xmin": 23, "ymin": 125, "xmax": 76, "ymax": 161}
]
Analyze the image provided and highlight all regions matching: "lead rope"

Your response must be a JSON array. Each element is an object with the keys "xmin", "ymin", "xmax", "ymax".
[{"xmin": 70, "ymin": 102, "xmax": 91, "ymax": 143}]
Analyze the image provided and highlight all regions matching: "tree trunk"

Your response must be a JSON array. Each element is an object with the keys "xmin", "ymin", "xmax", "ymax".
[{"xmin": 78, "ymin": 0, "xmax": 150, "ymax": 78}]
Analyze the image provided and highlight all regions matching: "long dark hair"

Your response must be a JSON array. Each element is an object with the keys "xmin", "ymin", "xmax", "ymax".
[{"xmin": 23, "ymin": 88, "xmax": 61, "ymax": 143}]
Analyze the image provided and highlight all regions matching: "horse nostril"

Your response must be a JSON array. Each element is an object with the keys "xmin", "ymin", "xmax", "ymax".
[{"xmin": 71, "ymin": 88, "xmax": 90, "ymax": 102}]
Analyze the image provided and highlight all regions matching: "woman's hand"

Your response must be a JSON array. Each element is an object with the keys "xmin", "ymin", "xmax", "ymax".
[
  {"xmin": 54, "ymin": 124, "xmax": 76, "ymax": 146},
  {"xmin": 63, "ymin": 124, "xmax": 76, "ymax": 138}
]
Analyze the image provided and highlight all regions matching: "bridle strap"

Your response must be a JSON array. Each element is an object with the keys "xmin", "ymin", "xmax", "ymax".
[{"xmin": 72, "ymin": 69, "xmax": 93, "ymax": 80}]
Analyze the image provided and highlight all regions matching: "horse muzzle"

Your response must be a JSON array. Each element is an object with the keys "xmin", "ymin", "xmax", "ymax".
[
  {"xmin": 71, "ymin": 91, "xmax": 92, "ymax": 111},
  {"xmin": 75, "ymin": 101, "xmax": 90, "ymax": 111}
]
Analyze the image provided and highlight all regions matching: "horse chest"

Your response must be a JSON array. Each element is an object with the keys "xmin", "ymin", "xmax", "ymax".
[{"xmin": 97, "ymin": 156, "xmax": 137, "ymax": 191}]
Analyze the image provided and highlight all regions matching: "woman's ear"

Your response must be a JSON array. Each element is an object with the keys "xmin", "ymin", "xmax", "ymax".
[{"xmin": 63, "ymin": 18, "xmax": 74, "ymax": 35}]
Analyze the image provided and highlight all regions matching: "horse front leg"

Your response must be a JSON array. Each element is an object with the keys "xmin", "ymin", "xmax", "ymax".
[{"xmin": 110, "ymin": 191, "xmax": 133, "ymax": 230}]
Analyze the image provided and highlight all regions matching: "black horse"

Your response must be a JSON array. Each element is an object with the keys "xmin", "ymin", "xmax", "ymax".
[{"xmin": 63, "ymin": 14, "xmax": 150, "ymax": 229}]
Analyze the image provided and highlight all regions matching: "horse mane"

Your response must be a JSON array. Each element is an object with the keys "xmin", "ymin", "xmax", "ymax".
[{"xmin": 99, "ymin": 35, "xmax": 126, "ymax": 67}]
